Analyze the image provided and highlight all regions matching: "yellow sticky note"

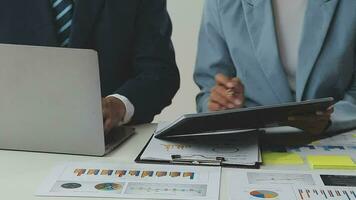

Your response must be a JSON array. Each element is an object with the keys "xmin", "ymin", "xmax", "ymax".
[
  {"xmin": 307, "ymin": 155, "xmax": 356, "ymax": 170},
  {"xmin": 310, "ymin": 141, "xmax": 321, "ymax": 145},
  {"xmin": 262, "ymin": 152, "xmax": 304, "ymax": 165},
  {"xmin": 352, "ymin": 134, "xmax": 356, "ymax": 138}
]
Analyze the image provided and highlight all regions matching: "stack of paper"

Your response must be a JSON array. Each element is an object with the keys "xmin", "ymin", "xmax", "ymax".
[{"xmin": 307, "ymin": 155, "xmax": 356, "ymax": 170}]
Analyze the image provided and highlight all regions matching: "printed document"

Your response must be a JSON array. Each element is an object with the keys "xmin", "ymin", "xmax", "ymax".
[{"xmin": 36, "ymin": 162, "xmax": 221, "ymax": 200}]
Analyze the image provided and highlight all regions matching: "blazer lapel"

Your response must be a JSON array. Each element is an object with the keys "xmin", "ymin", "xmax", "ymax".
[
  {"xmin": 69, "ymin": 0, "xmax": 105, "ymax": 47},
  {"xmin": 31, "ymin": 0, "xmax": 58, "ymax": 46},
  {"xmin": 297, "ymin": 0, "xmax": 339, "ymax": 101},
  {"xmin": 242, "ymin": 0, "xmax": 293, "ymax": 103}
]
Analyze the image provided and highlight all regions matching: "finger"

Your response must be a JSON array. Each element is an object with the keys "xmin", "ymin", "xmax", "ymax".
[
  {"xmin": 226, "ymin": 79, "xmax": 244, "ymax": 99},
  {"xmin": 229, "ymin": 77, "xmax": 243, "ymax": 89},
  {"xmin": 233, "ymin": 78, "xmax": 244, "ymax": 93},
  {"xmin": 211, "ymin": 89, "xmax": 234, "ymax": 108},
  {"xmin": 316, "ymin": 110, "xmax": 333, "ymax": 116},
  {"xmin": 316, "ymin": 105, "xmax": 334, "ymax": 116},
  {"xmin": 213, "ymin": 86, "xmax": 239, "ymax": 106},
  {"xmin": 326, "ymin": 106, "xmax": 334, "ymax": 114},
  {"xmin": 233, "ymin": 81, "xmax": 244, "ymax": 98},
  {"xmin": 215, "ymin": 74, "xmax": 240, "ymax": 90},
  {"xmin": 208, "ymin": 101, "xmax": 223, "ymax": 111},
  {"xmin": 228, "ymin": 83, "xmax": 244, "ymax": 107},
  {"xmin": 327, "ymin": 105, "xmax": 334, "ymax": 111},
  {"xmin": 234, "ymin": 92, "xmax": 244, "ymax": 107},
  {"xmin": 104, "ymin": 117, "xmax": 113, "ymax": 133},
  {"xmin": 215, "ymin": 73, "xmax": 231, "ymax": 86}
]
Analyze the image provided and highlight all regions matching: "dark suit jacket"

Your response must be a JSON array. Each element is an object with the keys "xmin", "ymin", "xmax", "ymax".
[{"xmin": 0, "ymin": 0, "xmax": 180, "ymax": 124}]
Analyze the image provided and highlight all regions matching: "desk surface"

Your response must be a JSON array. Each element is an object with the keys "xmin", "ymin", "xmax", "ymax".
[
  {"xmin": 0, "ymin": 124, "xmax": 353, "ymax": 200},
  {"xmin": 0, "ymin": 124, "xmax": 232, "ymax": 200}
]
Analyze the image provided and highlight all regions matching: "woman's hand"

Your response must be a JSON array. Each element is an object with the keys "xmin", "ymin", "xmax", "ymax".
[
  {"xmin": 287, "ymin": 106, "xmax": 334, "ymax": 135},
  {"xmin": 208, "ymin": 73, "xmax": 245, "ymax": 111}
]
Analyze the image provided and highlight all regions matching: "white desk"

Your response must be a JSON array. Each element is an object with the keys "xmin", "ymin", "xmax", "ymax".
[
  {"xmin": 1, "ymin": 124, "xmax": 354, "ymax": 200},
  {"xmin": 0, "ymin": 124, "xmax": 232, "ymax": 200}
]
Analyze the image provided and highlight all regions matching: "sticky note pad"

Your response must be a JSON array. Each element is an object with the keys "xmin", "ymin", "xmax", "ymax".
[
  {"xmin": 307, "ymin": 155, "xmax": 356, "ymax": 170},
  {"xmin": 352, "ymin": 134, "xmax": 356, "ymax": 138},
  {"xmin": 310, "ymin": 141, "xmax": 321, "ymax": 145},
  {"xmin": 262, "ymin": 152, "xmax": 304, "ymax": 165}
]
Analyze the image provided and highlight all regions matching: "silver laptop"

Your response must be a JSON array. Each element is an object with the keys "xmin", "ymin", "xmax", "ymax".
[{"xmin": 0, "ymin": 43, "xmax": 134, "ymax": 156}]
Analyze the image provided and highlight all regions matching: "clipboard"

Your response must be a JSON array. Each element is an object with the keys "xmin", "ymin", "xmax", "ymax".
[
  {"xmin": 155, "ymin": 97, "xmax": 334, "ymax": 139},
  {"xmin": 135, "ymin": 131, "xmax": 263, "ymax": 168}
]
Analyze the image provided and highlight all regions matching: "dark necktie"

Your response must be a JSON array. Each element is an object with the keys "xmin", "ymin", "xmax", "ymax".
[{"xmin": 51, "ymin": 0, "xmax": 74, "ymax": 47}]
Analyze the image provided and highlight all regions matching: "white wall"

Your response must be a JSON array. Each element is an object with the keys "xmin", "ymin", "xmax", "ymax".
[{"xmin": 154, "ymin": 0, "xmax": 205, "ymax": 122}]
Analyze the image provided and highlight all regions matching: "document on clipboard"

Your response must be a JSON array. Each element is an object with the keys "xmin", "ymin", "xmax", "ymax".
[
  {"xmin": 135, "ymin": 125, "xmax": 262, "ymax": 168},
  {"xmin": 155, "ymin": 98, "xmax": 334, "ymax": 139}
]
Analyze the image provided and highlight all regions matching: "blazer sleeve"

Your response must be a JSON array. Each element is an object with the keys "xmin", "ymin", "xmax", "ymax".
[
  {"xmin": 116, "ymin": 0, "xmax": 179, "ymax": 124},
  {"xmin": 115, "ymin": 0, "xmax": 180, "ymax": 124},
  {"xmin": 194, "ymin": 0, "xmax": 236, "ymax": 113},
  {"xmin": 329, "ymin": 49, "xmax": 356, "ymax": 133}
]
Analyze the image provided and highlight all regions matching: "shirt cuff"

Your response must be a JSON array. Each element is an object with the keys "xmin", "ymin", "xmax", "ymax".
[{"xmin": 107, "ymin": 94, "xmax": 135, "ymax": 125}]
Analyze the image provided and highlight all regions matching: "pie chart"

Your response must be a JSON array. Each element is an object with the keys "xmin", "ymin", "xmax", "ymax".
[
  {"xmin": 95, "ymin": 183, "xmax": 123, "ymax": 191},
  {"xmin": 250, "ymin": 190, "xmax": 278, "ymax": 198}
]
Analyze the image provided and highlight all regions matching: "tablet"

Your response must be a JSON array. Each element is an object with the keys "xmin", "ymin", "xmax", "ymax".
[{"xmin": 155, "ymin": 97, "xmax": 335, "ymax": 139}]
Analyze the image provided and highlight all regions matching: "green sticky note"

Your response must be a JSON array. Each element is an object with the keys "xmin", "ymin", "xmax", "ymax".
[
  {"xmin": 262, "ymin": 152, "xmax": 304, "ymax": 165},
  {"xmin": 352, "ymin": 134, "xmax": 356, "ymax": 138},
  {"xmin": 307, "ymin": 155, "xmax": 356, "ymax": 170}
]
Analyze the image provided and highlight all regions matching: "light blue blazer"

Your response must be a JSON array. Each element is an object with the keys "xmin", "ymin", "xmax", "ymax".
[{"xmin": 194, "ymin": 0, "xmax": 356, "ymax": 133}]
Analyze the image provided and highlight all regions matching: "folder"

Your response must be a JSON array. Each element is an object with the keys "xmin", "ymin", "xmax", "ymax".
[
  {"xmin": 135, "ymin": 131, "xmax": 262, "ymax": 168},
  {"xmin": 155, "ymin": 98, "xmax": 334, "ymax": 139}
]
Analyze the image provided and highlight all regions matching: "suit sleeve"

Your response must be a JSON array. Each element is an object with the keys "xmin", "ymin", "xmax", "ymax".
[
  {"xmin": 194, "ymin": 0, "xmax": 236, "ymax": 113},
  {"xmin": 115, "ymin": 0, "xmax": 180, "ymax": 124},
  {"xmin": 328, "ymin": 48, "xmax": 356, "ymax": 133}
]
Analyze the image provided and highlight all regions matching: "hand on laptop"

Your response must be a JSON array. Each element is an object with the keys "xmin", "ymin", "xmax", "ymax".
[
  {"xmin": 102, "ymin": 96, "xmax": 126, "ymax": 134},
  {"xmin": 208, "ymin": 73, "xmax": 245, "ymax": 111},
  {"xmin": 287, "ymin": 106, "xmax": 334, "ymax": 135}
]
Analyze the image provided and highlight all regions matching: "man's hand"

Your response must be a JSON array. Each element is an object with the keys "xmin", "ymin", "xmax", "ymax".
[
  {"xmin": 208, "ymin": 73, "xmax": 245, "ymax": 111},
  {"xmin": 102, "ymin": 96, "xmax": 126, "ymax": 134},
  {"xmin": 288, "ymin": 106, "xmax": 334, "ymax": 135}
]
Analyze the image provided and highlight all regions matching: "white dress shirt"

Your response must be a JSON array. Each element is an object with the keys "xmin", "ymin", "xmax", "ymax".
[{"xmin": 272, "ymin": 0, "xmax": 308, "ymax": 93}]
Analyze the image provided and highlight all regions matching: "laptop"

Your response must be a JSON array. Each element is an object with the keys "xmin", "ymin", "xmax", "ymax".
[{"xmin": 0, "ymin": 43, "xmax": 134, "ymax": 156}]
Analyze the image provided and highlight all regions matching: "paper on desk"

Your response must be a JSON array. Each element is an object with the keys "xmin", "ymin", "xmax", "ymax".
[
  {"xmin": 263, "ymin": 129, "xmax": 356, "ymax": 166},
  {"xmin": 36, "ymin": 162, "xmax": 221, "ymax": 200},
  {"xmin": 228, "ymin": 168, "xmax": 356, "ymax": 200},
  {"xmin": 312, "ymin": 130, "xmax": 356, "ymax": 146},
  {"xmin": 142, "ymin": 127, "xmax": 260, "ymax": 166},
  {"xmin": 307, "ymin": 155, "xmax": 356, "ymax": 170},
  {"xmin": 262, "ymin": 152, "xmax": 304, "ymax": 165}
]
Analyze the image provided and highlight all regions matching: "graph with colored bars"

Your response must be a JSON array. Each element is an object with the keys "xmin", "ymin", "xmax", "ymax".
[
  {"xmin": 73, "ymin": 169, "xmax": 195, "ymax": 180},
  {"xmin": 125, "ymin": 182, "xmax": 207, "ymax": 197},
  {"xmin": 297, "ymin": 188, "xmax": 356, "ymax": 200}
]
